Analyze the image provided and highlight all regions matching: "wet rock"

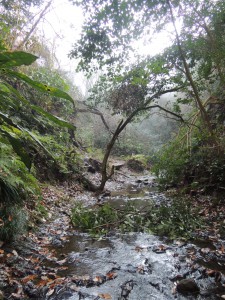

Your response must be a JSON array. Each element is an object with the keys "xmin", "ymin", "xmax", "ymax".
[
  {"xmin": 176, "ymin": 278, "xmax": 200, "ymax": 294},
  {"xmin": 135, "ymin": 179, "xmax": 142, "ymax": 183},
  {"xmin": 120, "ymin": 280, "xmax": 136, "ymax": 299},
  {"xmin": 51, "ymin": 238, "xmax": 63, "ymax": 247},
  {"xmin": 89, "ymin": 158, "xmax": 102, "ymax": 171},
  {"xmin": 87, "ymin": 166, "xmax": 96, "ymax": 173},
  {"xmin": 124, "ymin": 263, "xmax": 137, "ymax": 273},
  {"xmin": 127, "ymin": 159, "xmax": 144, "ymax": 172},
  {"xmin": 113, "ymin": 162, "xmax": 125, "ymax": 170},
  {"xmin": 149, "ymin": 280, "xmax": 161, "ymax": 291},
  {"xmin": 47, "ymin": 285, "xmax": 74, "ymax": 299}
]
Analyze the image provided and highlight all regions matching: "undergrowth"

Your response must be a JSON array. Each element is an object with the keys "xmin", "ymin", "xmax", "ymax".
[
  {"xmin": 71, "ymin": 197, "xmax": 202, "ymax": 239},
  {"xmin": 0, "ymin": 143, "xmax": 41, "ymax": 240}
]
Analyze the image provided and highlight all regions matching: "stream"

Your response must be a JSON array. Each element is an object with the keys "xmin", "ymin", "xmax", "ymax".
[{"xmin": 45, "ymin": 175, "xmax": 225, "ymax": 300}]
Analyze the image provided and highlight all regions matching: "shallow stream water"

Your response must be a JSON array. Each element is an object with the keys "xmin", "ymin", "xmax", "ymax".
[{"xmin": 48, "ymin": 175, "xmax": 225, "ymax": 300}]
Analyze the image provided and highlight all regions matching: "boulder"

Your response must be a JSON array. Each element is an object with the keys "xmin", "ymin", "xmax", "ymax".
[{"xmin": 176, "ymin": 278, "xmax": 200, "ymax": 294}]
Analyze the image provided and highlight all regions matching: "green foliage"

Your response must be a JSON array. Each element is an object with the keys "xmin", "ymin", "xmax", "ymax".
[
  {"xmin": 152, "ymin": 138, "xmax": 189, "ymax": 186},
  {"xmin": 0, "ymin": 48, "xmax": 79, "ymax": 241},
  {"xmin": 71, "ymin": 198, "xmax": 202, "ymax": 239},
  {"xmin": 152, "ymin": 123, "xmax": 225, "ymax": 193},
  {"xmin": 71, "ymin": 203, "xmax": 118, "ymax": 235},
  {"xmin": 0, "ymin": 143, "xmax": 39, "ymax": 199},
  {"xmin": 149, "ymin": 197, "xmax": 201, "ymax": 238},
  {"xmin": 35, "ymin": 132, "xmax": 82, "ymax": 178},
  {"xmin": 0, "ymin": 143, "xmax": 40, "ymax": 240}
]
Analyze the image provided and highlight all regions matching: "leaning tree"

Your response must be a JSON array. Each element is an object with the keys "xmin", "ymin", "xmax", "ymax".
[{"xmin": 69, "ymin": 0, "xmax": 225, "ymax": 191}]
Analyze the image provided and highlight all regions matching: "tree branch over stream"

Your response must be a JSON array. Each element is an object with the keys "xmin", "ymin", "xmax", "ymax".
[{"xmin": 81, "ymin": 85, "xmax": 185, "ymax": 192}]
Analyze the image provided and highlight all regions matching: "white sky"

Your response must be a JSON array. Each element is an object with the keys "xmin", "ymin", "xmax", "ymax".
[{"xmin": 38, "ymin": 0, "xmax": 84, "ymax": 81}]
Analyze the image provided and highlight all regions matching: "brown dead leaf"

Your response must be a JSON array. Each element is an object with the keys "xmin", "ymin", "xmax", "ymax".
[
  {"xmin": 37, "ymin": 277, "xmax": 54, "ymax": 287},
  {"xmin": 158, "ymin": 244, "xmax": 167, "ymax": 251},
  {"xmin": 135, "ymin": 246, "xmax": 145, "ymax": 252},
  {"xmin": 29, "ymin": 257, "xmax": 40, "ymax": 263},
  {"xmin": 0, "ymin": 249, "xmax": 4, "ymax": 254},
  {"xmin": 137, "ymin": 265, "xmax": 145, "ymax": 274},
  {"xmin": 21, "ymin": 274, "xmax": 37, "ymax": 284},
  {"xmin": 220, "ymin": 244, "xmax": 225, "ymax": 254},
  {"xmin": 98, "ymin": 293, "xmax": 112, "ymax": 299},
  {"xmin": 106, "ymin": 272, "xmax": 117, "ymax": 280},
  {"xmin": 206, "ymin": 269, "xmax": 216, "ymax": 276},
  {"xmin": 93, "ymin": 276, "xmax": 103, "ymax": 283}
]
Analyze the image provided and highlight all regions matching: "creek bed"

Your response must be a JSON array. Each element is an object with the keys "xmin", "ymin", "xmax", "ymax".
[{"xmin": 45, "ymin": 175, "xmax": 225, "ymax": 300}]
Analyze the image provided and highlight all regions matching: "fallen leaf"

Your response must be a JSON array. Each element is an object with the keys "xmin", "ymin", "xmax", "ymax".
[
  {"xmin": 200, "ymin": 248, "xmax": 210, "ymax": 254},
  {"xmin": 93, "ymin": 275, "xmax": 104, "ymax": 283},
  {"xmin": 56, "ymin": 258, "xmax": 67, "ymax": 265},
  {"xmin": 12, "ymin": 250, "xmax": 18, "ymax": 256},
  {"xmin": 206, "ymin": 269, "xmax": 216, "ymax": 276},
  {"xmin": 98, "ymin": 293, "xmax": 112, "ymax": 299},
  {"xmin": 137, "ymin": 265, "xmax": 145, "ymax": 274},
  {"xmin": 37, "ymin": 278, "xmax": 54, "ymax": 287},
  {"xmin": 58, "ymin": 266, "xmax": 68, "ymax": 270},
  {"xmin": 29, "ymin": 257, "xmax": 40, "ymax": 263},
  {"xmin": 10, "ymin": 286, "xmax": 23, "ymax": 299},
  {"xmin": 135, "ymin": 246, "xmax": 145, "ymax": 252},
  {"xmin": 46, "ymin": 289, "xmax": 54, "ymax": 297},
  {"xmin": 21, "ymin": 274, "xmax": 37, "ymax": 284},
  {"xmin": 106, "ymin": 272, "xmax": 117, "ymax": 280}
]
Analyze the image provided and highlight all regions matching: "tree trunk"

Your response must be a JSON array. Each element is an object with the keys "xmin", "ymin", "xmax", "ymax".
[
  {"xmin": 14, "ymin": 1, "xmax": 52, "ymax": 50},
  {"xmin": 167, "ymin": 0, "xmax": 215, "ymax": 140}
]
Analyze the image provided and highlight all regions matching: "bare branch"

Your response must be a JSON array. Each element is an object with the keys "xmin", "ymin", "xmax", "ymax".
[
  {"xmin": 76, "ymin": 106, "xmax": 111, "ymax": 132},
  {"xmin": 15, "ymin": 1, "xmax": 53, "ymax": 50},
  {"xmin": 143, "ymin": 105, "xmax": 184, "ymax": 122}
]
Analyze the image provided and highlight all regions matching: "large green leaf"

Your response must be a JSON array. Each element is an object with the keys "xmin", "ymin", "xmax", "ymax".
[
  {"xmin": 0, "ymin": 51, "xmax": 38, "ymax": 68},
  {"xmin": 30, "ymin": 105, "xmax": 76, "ymax": 130},
  {"xmin": 0, "ymin": 113, "xmax": 55, "ymax": 166},
  {"xmin": 8, "ymin": 70, "xmax": 75, "ymax": 104},
  {"xmin": 0, "ymin": 82, "xmax": 76, "ymax": 130},
  {"xmin": 23, "ymin": 129, "xmax": 56, "ymax": 160},
  {"xmin": 0, "ymin": 81, "xmax": 31, "ymax": 105}
]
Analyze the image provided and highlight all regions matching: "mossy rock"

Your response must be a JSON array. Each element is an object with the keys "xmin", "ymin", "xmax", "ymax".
[{"xmin": 127, "ymin": 159, "xmax": 144, "ymax": 172}]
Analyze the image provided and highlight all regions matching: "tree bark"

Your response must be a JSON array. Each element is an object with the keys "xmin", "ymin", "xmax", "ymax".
[{"xmin": 92, "ymin": 87, "xmax": 184, "ymax": 192}]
